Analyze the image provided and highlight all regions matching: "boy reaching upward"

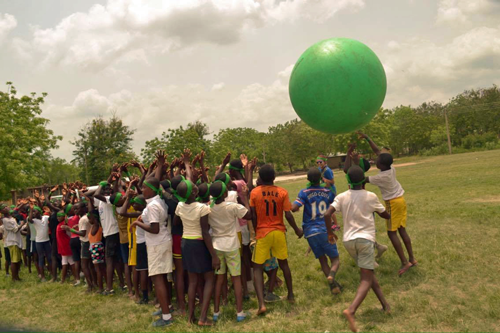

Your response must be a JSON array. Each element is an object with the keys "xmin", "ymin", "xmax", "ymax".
[
  {"xmin": 250, "ymin": 164, "xmax": 303, "ymax": 315},
  {"xmin": 357, "ymin": 132, "xmax": 417, "ymax": 275},
  {"xmin": 325, "ymin": 166, "xmax": 391, "ymax": 333}
]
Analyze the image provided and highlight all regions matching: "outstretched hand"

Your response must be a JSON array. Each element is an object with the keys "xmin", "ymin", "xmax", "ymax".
[
  {"xmin": 181, "ymin": 149, "xmax": 192, "ymax": 164},
  {"xmin": 222, "ymin": 152, "xmax": 231, "ymax": 165},
  {"xmin": 356, "ymin": 131, "xmax": 368, "ymax": 140},
  {"xmin": 240, "ymin": 154, "xmax": 248, "ymax": 167},
  {"xmin": 155, "ymin": 150, "xmax": 167, "ymax": 165}
]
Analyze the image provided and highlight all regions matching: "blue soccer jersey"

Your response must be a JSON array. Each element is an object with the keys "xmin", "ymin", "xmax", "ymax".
[
  {"xmin": 294, "ymin": 186, "xmax": 335, "ymax": 238},
  {"xmin": 319, "ymin": 166, "xmax": 336, "ymax": 195}
]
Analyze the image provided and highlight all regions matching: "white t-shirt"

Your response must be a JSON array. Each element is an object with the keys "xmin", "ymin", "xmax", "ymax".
[
  {"xmin": 2, "ymin": 217, "xmax": 23, "ymax": 248},
  {"xmin": 95, "ymin": 197, "xmax": 119, "ymax": 237},
  {"xmin": 29, "ymin": 221, "xmax": 37, "ymax": 240},
  {"xmin": 225, "ymin": 191, "xmax": 241, "ymax": 233},
  {"xmin": 175, "ymin": 202, "xmax": 211, "ymax": 238},
  {"xmin": 136, "ymin": 225, "xmax": 146, "ymax": 244},
  {"xmin": 331, "ymin": 189, "xmax": 386, "ymax": 243},
  {"xmin": 209, "ymin": 202, "xmax": 248, "ymax": 252},
  {"xmin": 368, "ymin": 167, "xmax": 404, "ymax": 201},
  {"xmin": 78, "ymin": 215, "xmax": 90, "ymax": 242},
  {"xmin": 141, "ymin": 195, "xmax": 171, "ymax": 246},
  {"xmin": 32, "ymin": 216, "xmax": 50, "ymax": 242}
]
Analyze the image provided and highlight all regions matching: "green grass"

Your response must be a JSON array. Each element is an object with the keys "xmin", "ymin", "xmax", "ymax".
[{"xmin": 1, "ymin": 150, "xmax": 500, "ymax": 332}]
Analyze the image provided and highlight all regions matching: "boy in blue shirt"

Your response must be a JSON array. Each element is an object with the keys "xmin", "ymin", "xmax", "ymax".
[
  {"xmin": 292, "ymin": 168, "xmax": 341, "ymax": 294},
  {"xmin": 316, "ymin": 155, "xmax": 336, "ymax": 195}
]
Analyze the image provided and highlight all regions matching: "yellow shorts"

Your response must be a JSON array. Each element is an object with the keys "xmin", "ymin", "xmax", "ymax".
[
  {"xmin": 8, "ymin": 245, "xmax": 22, "ymax": 264},
  {"xmin": 128, "ymin": 242, "xmax": 137, "ymax": 266},
  {"xmin": 237, "ymin": 232, "xmax": 243, "ymax": 255},
  {"xmin": 385, "ymin": 196, "xmax": 407, "ymax": 231},
  {"xmin": 252, "ymin": 230, "xmax": 287, "ymax": 265}
]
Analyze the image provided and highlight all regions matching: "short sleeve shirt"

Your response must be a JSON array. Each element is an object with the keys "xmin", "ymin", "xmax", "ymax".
[
  {"xmin": 294, "ymin": 186, "xmax": 335, "ymax": 238},
  {"xmin": 141, "ymin": 195, "xmax": 171, "ymax": 246},
  {"xmin": 68, "ymin": 215, "xmax": 80, "ymax": 239},
  {"xmin": 175, "ymin": 202, "xmax": 211, "ymax": 239},
  {"xmin": 95, "ymin": 197, "xmax": 119, "ymax": 237},
  {"xmin": 320, "ymin": 166, "xmax": 336, "ymax": 195},
  {"xmin": 249, "ymin": 185, "xmax": 291, "ymax": 239},
  {"xmin": 368, "ymin": 167, "xmax": 405, "ymax": 201},
  {"xmin": 209, "ymin": 202, "xmax": 248, "ymax": 251},
  {"xmin": 78, "ymin": 215, "xmax": 90, "ymax": 242},
  {"xmin": 33, "ymin": 216, "xmax": 50, "ymax": 242},
  {"xmin": 331, "ymin": 189, "xmax": 386, "ymax": 243}
]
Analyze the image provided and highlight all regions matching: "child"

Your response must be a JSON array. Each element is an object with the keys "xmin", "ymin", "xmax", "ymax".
[
  {"xmin": 131, "ymin": 173, "xmax": 173, "ymax": 327},
  {"xmin": 208, "ymin": 180, "xmax": 252, "ymax": 323},
  {"xmin": 291, "ymin": 168, "xmax": 341, "ymax": 294},
  {"xmin": 56, "ymin": 210, "xmax": 76, "ymax": 284},
  {"xmin": 1, "ymin": 207, "xmax": 25, "ymax": 281},
  {"xmin": 87, "ymin": 209, "xmax": 105, "ymax": 294},
  {"xmin": 316, "ymin": 155, "xmax": 336, "ymax": 195},
  {"xmin": 324, "ymin": 166, "xmax": 391, "ymax": 333},
  {"xmin": 357, "ymin": 132, "xmax": 417, "ymax": 275},
  {"xmin": 250, "ymin": 164, "xmax": 303, "ymax": 315},
  {"xmin": 28, "ymin": 203, "xmax": 52, "ymax": 281},
  {"xmin": 174, "ymin": 178, "xmax": 218, "ymax": 326}
]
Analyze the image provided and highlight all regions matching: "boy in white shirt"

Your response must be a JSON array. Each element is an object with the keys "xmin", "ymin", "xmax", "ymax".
[
  {"xmin": 28, "ymin": 203, "xmax": 52, "ymax": 281},
  {"xmin": 358, "ymin": 131, "xmax": 417, "ymax": 276},
  {"xmin": 325, "ymin": 166, "xmax": 391, "ymax": 333},
  {"xmin": 209, "ymin": 180, "xmax": 252, "ymax": 323}
]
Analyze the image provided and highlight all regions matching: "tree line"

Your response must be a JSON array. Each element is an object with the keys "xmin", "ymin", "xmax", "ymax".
[{"xmin": 2, "ymin": 82, "xmax": 500, "ymax": 199}]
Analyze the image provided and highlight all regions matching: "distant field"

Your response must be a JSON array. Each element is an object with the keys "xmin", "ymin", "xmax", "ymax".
[{"xmin": 1, "ymin": 150, "xmax": 500, "ymax": 332}]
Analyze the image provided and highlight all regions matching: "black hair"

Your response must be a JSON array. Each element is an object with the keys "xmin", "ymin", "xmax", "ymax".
[
  {"xmin": 215, "ymin": 172, "xmax": 230, "ymax": 184},
  {"xmin": 170, "ymin": 175, "xmax": 184, "ymax": 191},
  {"xmin": 360, "ymin": 158, "xmax": 371, "ymax": 172},
  {"xmin": 259, "ymin": 164, "xmax": 275, "ymax": 183},
  {"xmin": 209, "ymin": 181, "xmax": 226, "ymax": 198},
  {"xmin": 145, "ymin": 177, "xmax": 160, "ymax": 189},
  {"xmin": 378, "ymin": 153, "xmax": 393, "ymax": 168},
  {"xmin": 307, "ymin": 167, "xmax": 321, "ymax": 184},
  {"xmin": 229, "ymin": 159, "xmax": 243, "ymax": 170},
  {"xmin": 197, "ymin": 183, "xmax": 210, "ymax": 199},
  {"xmin": 109, "ymin": 193, "xmax": 120, "ymax": 205},
  {"xmin": 160, "ymin": 180, "xmax": 171, "ymax": 191},
  {"xmin": 176, "ymin": 180, "xmax": 195, "ymax": 199},
  {"xmin": 347, "ymin": 165, "xmax": 365, "ymax": 184}
]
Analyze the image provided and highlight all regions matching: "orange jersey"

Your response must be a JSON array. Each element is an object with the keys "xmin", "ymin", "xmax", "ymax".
[{"xmin": 250, "ymin": 185, "xmax": 291, "ymax": 239}]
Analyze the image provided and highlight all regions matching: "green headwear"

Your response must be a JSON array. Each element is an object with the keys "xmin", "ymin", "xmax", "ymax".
[
  {"xmin": 113, "ymin": 192, "xmax": 123, "ymax": 205},
  {"xmin": 9, "ymin": 210, "xmax": 14, "ymax": 214},
  {"xmin": 99, "ymin": 181, "xmax": 109, "ymax": 187},
  {"xmin": 210, "ymin": 181, "xmax": 227, "ymax": 208},
  {"xmin": 34, "ymin": 206, "xmax": 43, "ymax": 213},
  {"xmin": 196, "ymin": 184, "xmax": 211, "ymax": 202},
  {"xmin": 221, "ymin": 173, "xmax": 231, "ymax": 186},
  {"xmin": 177, "ymin": 180, "xmax": 193, "ymax": 203},
  {"xmin": 64, "ymin": 204, "xmax": 73, "ymax": 215},
  {"xmin": 228, "ymin": 165, "xmax": 244, "ymax": 173},
  {"xmin": 0, "ymin": 203, "xmax": 6, "ymax": 210},
  {"xmin": 144, "ymin": 181, "xmax": 163, "ymax": 198},
  {"xmin": 345, "ymin": 174, "xmax": 365, "ymax": 188},
  {"xmin": 131, "ymin": 197, "xmax": 146, "ymax": 206},
  {"xmin": 316, "ymin": 156, "xmax": 328, "ymax": 162},
  {"xmin": 57, "ymin": 211, "xmax": 66, "ymax": 217},
  {"xmin": 10, "ymin": 205, "xmax": 15, "ymax": 208}
]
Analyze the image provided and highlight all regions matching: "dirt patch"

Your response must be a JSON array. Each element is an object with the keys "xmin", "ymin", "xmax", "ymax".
[
  {"xmin": 470, "ymin": 197, "xmax": 500, "ymax": 203},
  {"xmin": 393, "ymin": 162, "xmax": 419, "ymax": 168}
]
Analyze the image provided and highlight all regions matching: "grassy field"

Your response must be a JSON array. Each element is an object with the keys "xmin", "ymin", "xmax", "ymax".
[{"xmin": 1, "ymin": 150, "xmax": 500, "ymax": 332}]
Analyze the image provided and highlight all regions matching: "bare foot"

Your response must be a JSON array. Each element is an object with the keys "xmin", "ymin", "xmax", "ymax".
[
  {"xmin": 398, "ymin": 262, "xmax": 413, "ymax": 276},
  {"xmin": 409, "ymin": 259, "xmax": 418, "ymax": 267},
  {"xmin": 382, "ymin": 304, "xmax": 391, "ymax": 314},
  {"xmin": 343, "ymin": 309, "xmax": 358, "ymax": 333},
  {"xmin": 257, "ymin": 306, "xmax": 267, "ymax": 315},
  {"xmin": 197, "ymin": 320, "xmax": 213, "ymax": 326},
  {"xmin": 287, "ymin": 296, "xmax": 296, "ymax": 304}
]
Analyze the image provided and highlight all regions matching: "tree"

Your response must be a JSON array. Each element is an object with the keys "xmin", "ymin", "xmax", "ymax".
[
  {"xmin": 0, "ymin": 82, "xmax": 61, "ymax": 199},
  {"xmin": 71, "ymin": 115, "xmax": 136, "ymax": 184},
  {"xmin": 211, "ymin": 127, "xmax": 266, "ymax": 164},
  {"xmin": 36, "ymin": 158, "xmax": 81, "ymax": 185}
]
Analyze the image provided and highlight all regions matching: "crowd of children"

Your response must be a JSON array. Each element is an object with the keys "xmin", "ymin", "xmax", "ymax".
[{"xmin": 0, "ymin": 132, "xmax": 416, "ymax": 332}]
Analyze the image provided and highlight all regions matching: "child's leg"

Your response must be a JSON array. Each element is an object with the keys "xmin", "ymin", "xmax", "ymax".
[
  {"xmin": 173, "ymin": 258, "xmax": 185, "ymax": 312},
  {"xmin": 253, "ymin": 263, "xmax": 266, "ymax": 314},
  {"xmin": 187, "ymin": 272, "xmax": 199, "ymax": 323},
  {"xmin": 371, "ymin": 275, "xmax": 390, "ymax": 312},
  {"xmin": 265, "ymin": 268, "xmax": 278, "ymax": 294},
  {"xmin": 151, "ymin": 274, "xmax": 171, "ymax": 316},
  {"xmin": 232, "ymin": 275, "xmax": 243, "ymax": 314},
  {"xmin": 199, "ymin": 271, "xmax": 214, "ymax": 324},
  {"xmin": 214, "ymin": 274, "xmax": 224, "ymax": 314},
  {"xmin": 221, "ymin": 273, "xmax": 228, "ymax": 305},
  {"xmin": 105, "ymin": 257, "xmax": 114, "ymax": 291},
  {"xmin": 277, "ymin": 259, "xmax": 294, "ymax": 301},
  {"xmin": 318, "ymin": 255, "xmax": 331, "ymax": 277},
  {"xmin": 387, "ymin": 231, "xmax": 408, "ymax": 265},
  {"xmin": 398, "ymin": 227, "xmax": 416, "ymax": 264},
  {"xmin": 133, "ymin": 267, "xmax": 140, "ymax": 301},
  {"xmin": 61, "ymin": 264, "xmax": 68, "ymax": 283},
  {"xmin": 140, "ymin": 270, "xmax": 149, "ymax": 301},
  {"xmin": 70, "ymin": 263, "xmax": 78, "ymax": 282},
  {"xmin": 343, "ymin": 268, "xmax": 374, "ymax": 333},
  {"xmin": 95, "ymin": 263, "xmax": 104, "ymax": 292},
  {"xmin": 82, "ymin": 259, "xmax": 93, "ymax": 290}
]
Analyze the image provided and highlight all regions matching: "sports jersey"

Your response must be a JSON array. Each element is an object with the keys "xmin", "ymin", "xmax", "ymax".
[
  {"xmin": 294, "ymin": 186, "xmax": 335, "ymax": 238},
  {"xmin": 249, "ymin": 185, "xmax": 291, "ymax": 239},
  {"xmin": 319, "ymin": 166, "xmax": 336, "ymax": 195}
]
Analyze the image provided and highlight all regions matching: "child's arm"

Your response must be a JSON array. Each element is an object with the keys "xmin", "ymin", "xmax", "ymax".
[
  {"xmin": 181, "ymin": 149, "xmax": 193, "ymax": 181},
  {"xmin": 376, "ymin": 210, "xmax": 390, "ymax": 220},
  {"xmin": 199, "ymin": 151, "xmax": 209, "ymax": 183},
  {"xmin": 131, "ymin": 215, "xmax": 159, "ymax": 234},
  {"xmin": 284, "ymin": 211, "xmax": 303, "ymax": 238},
  {"xmin": 343, "ymin": 143, "xmax": 356, "ymax": 174},
  {"xmin": 214, "ymin": 152, "xmax": 231, "ymax": 177},
  {"xmin": 357, "ymin": 131, "xmax": 381, "ymax": 156},
  {"xmin": 324, "ymin": 206, "xmax": 337, "ymax": 244},
  {"xmin": 200, "ymin": 214, "xmax": 220, "ymax": 270}
]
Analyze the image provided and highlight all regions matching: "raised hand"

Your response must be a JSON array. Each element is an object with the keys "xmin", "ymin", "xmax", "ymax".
[
  {"xmin": 61, "ymin": 189, "xmax": 67, "ymax": 196},
  {"xmin": 222, "ymin": 152, "xmax": 231, "ymax": 165},
  {"xmin": 249, "ymin": 157, "xmax": 258, "ymax": 171},
  {"xmin": 112, "ymin": 163, "xmax": 120, "ymax": 172},
  {"xmin": 155, "ymin": 150, "xmax": 167, "ymax": 165},
  {"xmin": 199, "ymin": 150, "xmax": 206, "ymax": 164},
  {"xmin": 50, "ymin": 185, "xmax": 59, "ymax": 193},
  {"xmin": 356, "ymin": 131, "xmax": 368, "ymax": 140},
  {"xmin": 350, "ymin": 152, "xmax": 360, "ymax": 165},
  {"xmin": 192, "ymin": 154, "xmax": 200, "ymax": 166},
  {"xmin": 181, "ymin": 148, "xmax": 192, "ymax": 164},
  {"xmin": 34, "ymin": 190, "xmax": 40, "ymax": 199},
  {"xmin": 240, "ymin": 154, "xmax": 248, "ymax": 167},
  {"xmin": 347, "ymin": 143, "xmax": 357, "ymax": 154}
]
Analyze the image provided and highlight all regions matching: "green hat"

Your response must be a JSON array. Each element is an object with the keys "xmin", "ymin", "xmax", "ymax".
[{"xmin": 57, "ymin": 211, "xmax": 66, "ymax": 217}]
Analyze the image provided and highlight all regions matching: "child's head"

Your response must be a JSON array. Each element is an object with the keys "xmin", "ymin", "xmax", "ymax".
[
  {"xmin": 228, "ymin": 159, "xmax": 244, "ymax": 179},
  {"xmin": 307, "ymin": 167, "xmax": 322, "ymax": 186},
  {"xmin": 142, "ymin": 177, "xmax": 160, "ymax": 199},
  {"xmin": 176, "ymin": 179, "xmax": 198, "ymax": 203},
  {"xmin": 102, "ymin": 183, "xmax": 112, "ymax": 196},
  {"xmin": 258, "ymin": 164, "xmax": 275, "ymax": 184},
  {"xmin": 215, "ymin": 172, "xmax": 233, "ymax": 188},
  {"xmin": 131, "ymin": 195, "xmax": 147, "ymax": 211},
  {"xmin": 347, "ymin": 165, "xmax": 365, "ymax": 188},
  {"xmin": 109, "ymin": 192, "xmax": 125, "ymax": 207},
  {"xmin": 196, "ymin": 183, "xmax": 211, "ymax": 203},
  {"xmin": 160, "ymin": 180, "xmax": 171, "ymax": 192},
  {"xmin": 57, "ymin": 211, "xmax": 66, "ymax": 222},
  {"xmin": 209, "ymin": 181, "xmax": 228, "ymax": 204},
  {"xmin": 316, "ymin": 155, "xmax": 328, "ymax": 169},
  {"xmin": 359, "ymin": 158, "xmax": 371, "ymax": 173},
  {"xmin": 376, "ymin": 153, "xmax": 393, "ymax": 170}
]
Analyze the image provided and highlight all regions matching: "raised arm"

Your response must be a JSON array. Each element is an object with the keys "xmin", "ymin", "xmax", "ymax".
[
  {"xmin": 214, "ymin": 152, "xmax": 231, "ymax": 177},
  {"xmin": 181, "ymin": 149, "xmax": 193, "ymax": 181},
  {"xmin": 357, "ymin": 131, "xmax": 381, "ymax": 156},
  {"xmin": 343, "ymin": 143, "xmax": 356, "ymax": 174},
  {"xmin": 199, "ymin": 151, "xmax": 209, "ymax": 183}
]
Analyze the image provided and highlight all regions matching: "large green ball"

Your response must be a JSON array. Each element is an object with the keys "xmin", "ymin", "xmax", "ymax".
[{"xmin": 289, "ymin": 38, "xmax": 386, "ymax": 134}]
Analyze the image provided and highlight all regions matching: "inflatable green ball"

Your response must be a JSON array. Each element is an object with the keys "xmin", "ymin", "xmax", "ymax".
[{"xmin": 289, "ymin": 38, "xmax": 386, "ymax": 134}]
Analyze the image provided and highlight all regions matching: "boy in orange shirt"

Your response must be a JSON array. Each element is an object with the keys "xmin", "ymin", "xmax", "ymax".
[{"xmin": 250, "ymin": 164, "xmax": 303, "ymax": 315}]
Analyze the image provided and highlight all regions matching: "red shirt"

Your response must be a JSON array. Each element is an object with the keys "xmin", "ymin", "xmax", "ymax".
[
  {"xmin": 68, "ymin": 215, "xmax": 80, "ymax": 239},
  {"xmin": 56, "ymin": 222, "xmax": 71, "ymax": 256}
]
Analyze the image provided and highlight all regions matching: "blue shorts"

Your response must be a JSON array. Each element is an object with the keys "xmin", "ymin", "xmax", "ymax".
[
  {"xmin": 120, "ymin": 243, "xmax": 129, "ymax": 265},
  {"xmin": 307, "ymin": 233, "xmax": 339, "ymax": 259}
]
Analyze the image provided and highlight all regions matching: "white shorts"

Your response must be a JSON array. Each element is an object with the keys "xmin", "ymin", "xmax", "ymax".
[
  {"xmin": 62, "ymin": 255, "xmax": 74, "ymax": 266},
  {"xmin": 240, "ymin": 224, "xmax": 250, "ymax": 246},
  {"xmin": 147, "ymin": 242, "xmax": 173, "ymax": 277}
]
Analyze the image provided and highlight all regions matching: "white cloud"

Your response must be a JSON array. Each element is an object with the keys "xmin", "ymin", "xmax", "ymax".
[
  {"xmin": 382, "ymin": 26, "xmax": 500, "ymax": 106},
  {"xmin": 436, "ymin": 0, "xmax": 499, "ymax": 25},
  {"xmin": 13, "ymin": 0, "xmax": 364, "ymax": 72},
  {"xmin": 211, "ymin": 82, "xmax": 225, "ymax": 91},
  {"xmin": 0, "ymin": 13, "xmax": 17, "ymax": 43}
]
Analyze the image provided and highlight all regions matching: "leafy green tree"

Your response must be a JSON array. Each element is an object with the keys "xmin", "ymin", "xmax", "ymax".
[
  {"xmin": 71, "ymin": 115, "xmax": 136, "ymax": 184},
  {"xmin": 0, "ymin": 82, "xmax": 61, "ymax": 199},
  {"xmin": 211, "ymin": 127, "xmax": 266, "ymax": 164}
]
